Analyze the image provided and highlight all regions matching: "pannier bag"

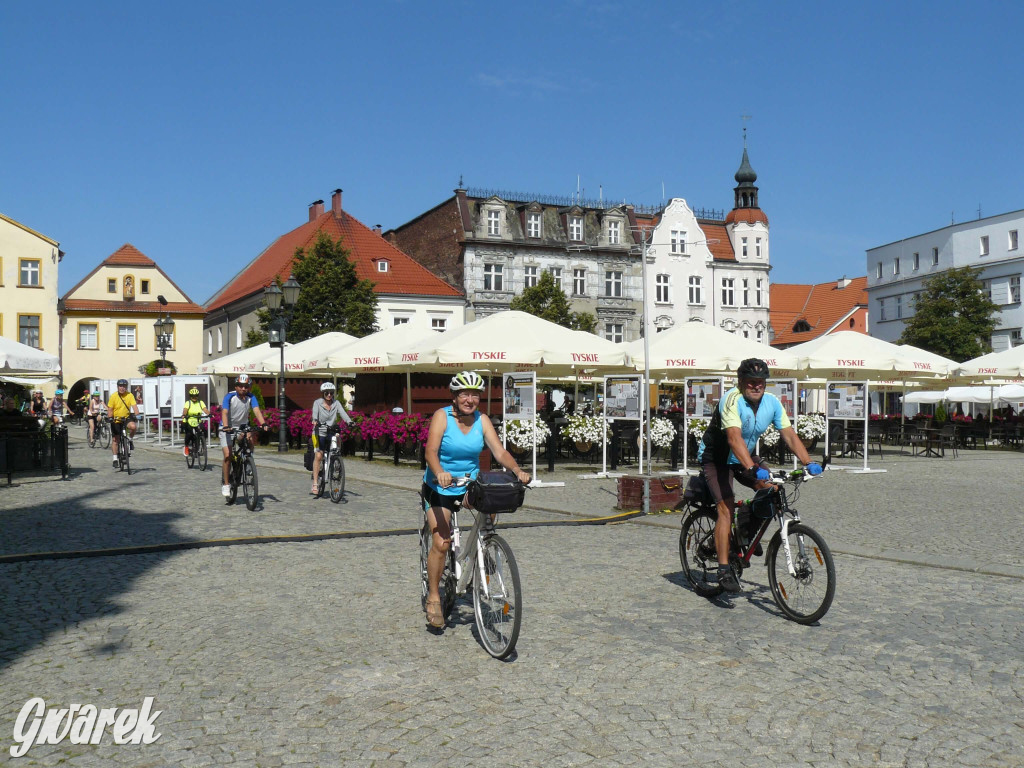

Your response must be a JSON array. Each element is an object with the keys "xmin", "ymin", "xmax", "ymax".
[
  {"xmin": 682, "ymin": 474, "xmax": 711, "ymax": 506},
  {"xmin": 303, "ymin": 440, "xmax": 314, "ymax": 472},
  {"xmin": 468, "ymin": 470, "xmax": 525, "ymax": 514}
]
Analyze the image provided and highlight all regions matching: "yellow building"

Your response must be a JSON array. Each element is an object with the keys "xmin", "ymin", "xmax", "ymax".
[
  {"xmin": 0, "ymin": 212, "xmax": 62, "ymax": 391},
  {"xmin": 60, "ymin": 244, "xmax": 205, "ymax": 402}
]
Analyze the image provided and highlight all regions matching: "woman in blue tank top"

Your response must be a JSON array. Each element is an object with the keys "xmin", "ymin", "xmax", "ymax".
[{"xmin": 421, "ymin": 371, "xmax": 531, "ymax": 628}]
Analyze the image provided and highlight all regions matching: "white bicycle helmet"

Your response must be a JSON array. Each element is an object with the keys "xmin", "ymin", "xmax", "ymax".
[
  {"xmin": 235, "ymin": 373, "xmax": 251, "ymax": 385},
  {"xmin": 320, "ymin": 382, "xmax": 336, "ymax": 393},
  {"xmin": 449, "ymin": 371, "xmax": 485, "ymax": 392}
]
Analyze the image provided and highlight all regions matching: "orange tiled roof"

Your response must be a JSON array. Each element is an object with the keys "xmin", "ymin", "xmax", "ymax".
[
  {"xmin": 770, "ymin": 277, "xmax": 868, "ymax": 347},
  {"xmin": 725, "ymin": 208, "xmax": 769, "ymax": 226},
  {"xmin": 206, "ymin": 208, "xmax": 463, "ymax": 312},
  {"xmin": 101, "ymin": 243, "xmax": 157, "ymax": 267},
  {"xmin": 700, "ymin": 223, "xmax": 736, "ymax": 262},
  {"xmin": 63, "ymin": 299, "xmax": 204, "ymax": 314}
]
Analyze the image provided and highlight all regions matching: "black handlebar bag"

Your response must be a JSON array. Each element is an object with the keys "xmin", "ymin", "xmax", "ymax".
[{"xmin": 468, "ymin": 470, "xmax": 525, "ymax": 514}]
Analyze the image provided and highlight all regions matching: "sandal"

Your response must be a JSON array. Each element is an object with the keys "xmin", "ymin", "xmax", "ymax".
[{"xmin": 425, "ymin": 599, "xmax": 444, "ymax": 628}]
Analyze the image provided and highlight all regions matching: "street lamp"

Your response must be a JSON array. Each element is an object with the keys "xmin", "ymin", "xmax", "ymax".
[
  {"xmin": 154, "ymin": 314, "xmax": 175, "ymax": 369},
  {"xmin": 265, "ymin": 275, "xmax": 301, "ymax": 452}
]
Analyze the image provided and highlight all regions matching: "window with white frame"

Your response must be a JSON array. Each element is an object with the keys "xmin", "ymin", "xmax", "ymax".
[
  {"xmin": 483, "ymin": 263, "xmax": 503, "ymax": 291},
  {"xmin": 982, "ymin": 280, "xmax": 993, "ymax": 302},
  {"xmin": 980, "ymin": 235, "xmax": 989, "ymax": 256},
  {"xmin": 755, "ymin": 237, "xmax": 762, "ymax": 258},
  {"xmin": 79, "ymin": 324, "xmax": 98, "ymax": 350},
  {"xmin": 721, "ymin": 277, "xmax": 735, "ymax": 306},
  {"xmin": 377, "ymin": 260, "xmax": 389, "ymax": 273},
  {"xmin": 876, "ymin": 262, "xmax": 883, "ymax": 279},
  {"xmin": 487, "ymin": 209, "xmax": 501, "ymax": 236},
  {"xmin": 895, "ymin": 294, "xmax": 903, "ymax": 319},
  {"xmin": 755, "ymin": 278, "xmax": 763, "ymax": 307},
  {"xmin": 671, "ymin": 230, "xmax": 686, "ymax": 254},
  {"xmin": 913, "ymin": 252, "xmax": 920, "ymax": 271},
  {"xmin": 431, "ymin": 317, "xmax": 447, "ymax": 332},
  {"xmin": 742, "ymin": 279, "xmax": 750, "ymax": 306},
  {"xmin": 1010, "ymin": 230, "xmax": 1019, "ymax": 251},
  {"xmin": 757, "ymin": 329, "xmax": 764, "ymax": 343},
  {"xmin": 1010, "ymin": 275, "xmax": 1020, "ymax": 303},
  {"xmin": 117, "ymin": 325, "xmax": 137, "ymax": 350},
  {"xmin": 549, "ymin": 267, "xmax": 562, "ymax": 291},
  {"xmin": 19, "ymin": 259, "xmax": 41, "ymax": 287},
  {"xmin": 236, "ymin": 322, "xmax": 243, "ymax": 349},
  {"xmin": 573, "ymin": 268, "xmax": 586, "ymax": 295},
  {"xmin": 1011, "ymin": 329, "xmax": 1023, "ymax": 347},
  {"xmin": 393, "ymin": 317, "xmax": 409, "ymax": 325},
  {"xmin": 524, "ymin": 265, "xmax": 539, "ymax": 289},
  {"xmin": 207, "ymin": 331, "xmax": 213, "ymax": 355},
  {"xmin": 741, "ymin": 237, "xmax": 748, "ymax": 257},
  {"xmin": 879, "ymin": 298, "xmax": 887, "ymax": 321},
  {"xmin": 527, "ymin": 212, "xmax": 541, "ymax": 238},
  {"xmin": 607, "ymin": 220, "xmax": 621, "ymax": 245},
  {"xmin": 217, "ymin": 328, "xmax": 223, "ymax": 353},
  {"xmin": 893, "ymin": 257, "xmax": 900, "ymax": 275},
  {"xmin": 604, "ymin": 270, "xmax": 622, "ymax": 297},
  {"xmin": 931, "ymin": 247, "xmax": 939, "ymax": 265},
  {"xmin": 604, "ymin": 323, "xmax": 623, "ymax": 343},
  {"xmin": 688, "ymin": 275, "xmax": 703, "ymax": 305},
  {"xmin": 655, "ymin": 274, "xmax": 670, "ymax": 304},
  {"xmin": 569, "ymin": 216, "xmax": 583, "ymax": 241}
]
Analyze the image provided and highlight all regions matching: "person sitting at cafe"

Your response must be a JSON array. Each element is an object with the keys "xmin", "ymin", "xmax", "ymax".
[{"xmin": 0, "ymin": 397, "xmax": 34, "ymax": 431}]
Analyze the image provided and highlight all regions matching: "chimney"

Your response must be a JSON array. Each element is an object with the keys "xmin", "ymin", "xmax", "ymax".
[
  {"xmin": 374, "ymin": 224, "xmax": 382, "ymax": 235},
  {"xmin": 309, "ymin": 199, "xmax": 325, "ymax": 221},
  {"xmin": 837, "ymin": 276, "xmax": 851, "ymax": 289},
  {"xmin": 332, "ymin": 189, "xmax": 343, "ymax": 217}
]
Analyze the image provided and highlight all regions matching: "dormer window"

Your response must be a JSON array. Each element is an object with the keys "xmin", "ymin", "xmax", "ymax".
[
  {"xmin": 377, "ymin": 260, "xmax": 390, "ymax": 273},
  {"xmin": 487, "ymin": 209, "xmax": 501, "ymax": 236},
  {"xmin": 793, "ymin": 320, "xmax": 811, "ymax": 333},
  {"xmin": 607, "ymin": 220, "xmax": 621, "ymax": 245},
  {"xmin": 570, "ymin": 216, "xmax": 583, "ymax": 241},
  {"xmin": 527, "ymin": 212, "xmax": 541, "ymax": 238}
]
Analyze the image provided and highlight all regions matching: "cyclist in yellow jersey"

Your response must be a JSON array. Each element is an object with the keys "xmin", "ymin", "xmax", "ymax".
[
  {"xmin": 181, "ymin": 386, "xmax": 209, "ymax": 456},
  {"xmin": 107, "ymin": 379, "xmax": 140, "ymax": 468}
]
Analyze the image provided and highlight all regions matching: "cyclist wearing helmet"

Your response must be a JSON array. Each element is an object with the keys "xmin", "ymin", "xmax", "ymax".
[
  {"xmin": 48, "ymin": 388, "xmax": 67, "ymax": 425},
  {"xmin": 107, "ymin": 379, "xmax": 140, "ymax": 467},
  {"xmin": 421, "ymin": 370, "xmax": 531, "ymax": 628},
  {"xmin": 181, "ymin": 386, "xmax": 210, "ymax": 456},
  {"xmin": 697, "ymin": 357, "xmax": 822, "ymax": 592},
  {"xmin": 86, "ymin": 392, "xmax": 105, "ymax": 444},
  {"xmin": 310, "ymin": 381, "xmax": 352, "ymax": 495},
  {"xmin": 220, "ymin": 374, "xmax": 268, "ymax": 497}
]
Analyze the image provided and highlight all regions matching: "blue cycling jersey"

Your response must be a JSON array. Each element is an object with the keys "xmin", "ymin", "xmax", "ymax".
[{"xmin": 697, "ymin": 387, "xmax": 791, "ymax": 465}]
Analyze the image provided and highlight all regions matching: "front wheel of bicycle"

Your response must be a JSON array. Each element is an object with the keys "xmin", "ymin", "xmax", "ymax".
[
  {"xmin": 472, "ymin": 534, "xmax": 522, "ymax": 659},
  {"xmin": 679, "ymin": 508, "xmax": 723, "ymax": 598},
  {"xmin": 196, "ymin": 434, "xmax": 208, "ymax": 471},
  {"xmin": 328, "ymin": 454, "xmax": 345, "ymax": 502},
  {"xmin": 241, "ymin": 456, "xmax": 258, "ymax": 510},
  {"xmin": 119, "ymin": 439, "xmax": 130, "ymax": 475},
  {"xmin": 766, "ymin": 522, "xmax": 836, "ymax": 624},
  {"xmin": 419, "ymin": 521, "xmax": 431, "ymax": 610},
  {"xmin": 185, "ymin": 435, "xmax": 195, "ymax": 469}
]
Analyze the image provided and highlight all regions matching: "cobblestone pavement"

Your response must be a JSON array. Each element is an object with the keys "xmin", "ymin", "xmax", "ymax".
[{"xmin": 0, "ymin": 431, "xmax": 1022, "ymax": 766}]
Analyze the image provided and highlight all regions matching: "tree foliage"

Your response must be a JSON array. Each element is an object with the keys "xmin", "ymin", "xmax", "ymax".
[
  {"xmin": 509, "ymin": 270, "xmax": 597, "ymax": 332},
  {"xmin": 898, "ymin": 266, "xmax": 999, "ymax": 362},
  {"xmin": 247, "ymin": 232, "xmax": 378, "ymax": 346}
]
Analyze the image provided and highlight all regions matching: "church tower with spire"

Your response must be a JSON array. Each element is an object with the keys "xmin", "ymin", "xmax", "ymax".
[{"xmin": 725, "ymin": 132, "xmax": 770, "ymax": 262}]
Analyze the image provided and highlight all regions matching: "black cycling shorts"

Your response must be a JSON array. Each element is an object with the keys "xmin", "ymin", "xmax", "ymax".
[
  {"xmin": 700, "ymin": 455, "xmax": 768, "ymax": 504},
  {"xmin": 420, "ymin": 482, "xmax": 467, "ymax": 511}
]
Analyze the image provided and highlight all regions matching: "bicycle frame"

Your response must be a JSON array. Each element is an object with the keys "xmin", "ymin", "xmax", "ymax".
[
  {"xmin": 736, "ymin": 478, "xmax": 806, "ymax": 577},
  {"xmin": 451, "ymin": 506, "xmax": 500, "ymax": 596}
]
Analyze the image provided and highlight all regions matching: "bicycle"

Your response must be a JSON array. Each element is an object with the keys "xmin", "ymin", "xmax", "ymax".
[
  {"xmin": 183, "ymin": 416, "xmax": 209, "ymax": 471},
  {"xmin": 678, "ymin": 467, "xmax": 836, "ymax": 624},
  {"xmin": 88, "ymin": 413, "xmax": 110, "ymax": 449},
  {"xmin": 108, "ymin": 417, "xmax": 132, "ymax": 475},
  {"xmin": 312, "ymin": 424, "xmax": 345, "ymax": 502},
  {"xmin": 418, "ymin": 475, "xmax": 525, "ymax": 659},
  {"xmin": 223, "ymin": 425, "xmax": 259, "ymax": 510}
]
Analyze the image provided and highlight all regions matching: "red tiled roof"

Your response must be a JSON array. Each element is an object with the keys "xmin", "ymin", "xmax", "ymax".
[
  {"xmin": 206, "ymin": 208, "xmax": 463, "ymax": 312},
  {"xmin": 770, "ymin": 277, "xmax": 869, "ymax": 347},
  {"xmin": 725, "ymin": 208, "xmax": 769, "ymax": 226},
  {"xmin": 101, "ymin": 243, "xmax": 157, "ymax": 267},
  {"xmin": 63, "ymin": 299, "xmax": 204, "ymax": 314},
  {"xmin": 701, "ymin": 223, "xmax": 736, "ymax": 262}
]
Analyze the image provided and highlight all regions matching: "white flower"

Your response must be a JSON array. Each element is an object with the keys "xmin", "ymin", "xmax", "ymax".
[
  {"xmin": 687, "ymin": 418, "xmax": 710, "ymax": 441},
  {"xmin": 760, "ymin": 424, "xmax": 781, "ymax": 447},
  {"xmin": 795, "ymin": 414, "xmax": 827, "ymax": 440},
  {"xmin": 648, "ymin": 416, "xmax": 677, "ymax": 449},
  {"xmin": 499, "ymin": 418, "xmax": 551, "ymax": 447},
  {"xmin": 559, "ymin": 414, "xmax": 611, "ymax": 444}
]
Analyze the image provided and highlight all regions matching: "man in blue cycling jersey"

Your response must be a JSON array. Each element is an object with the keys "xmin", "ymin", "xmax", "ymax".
[{"xmin": 697, "ymin": 358, "xmax": 822, "ymax": 592}]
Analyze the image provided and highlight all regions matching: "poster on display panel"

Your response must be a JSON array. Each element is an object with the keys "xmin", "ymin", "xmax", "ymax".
[
  {"xmin": 143, "ymin": 379, "xmax": 159, "ymax": 417},
  {"xmin": 604, "ymin": 375, "xmax": 642, "ymax": 420},
  {"xmin": 172, "ymin": 376, "xmax": 213, "ymax": 416},
  {"xmin": 502, "ymin": 373, "xmax": 536, "ymax": 421},
  {"xmin": 685, "ymin": 378, "xmax": 723, "ymax": 419},
  {"xmin": 766, "ymin": 380, "xmax": 797, "ymax": 420},
  {"xmin": 827, "ymin": 383, "xmax": 865, "ymax": 419}
]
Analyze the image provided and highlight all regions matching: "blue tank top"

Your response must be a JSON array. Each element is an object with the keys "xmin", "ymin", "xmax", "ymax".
[{"xmin": 423, "ymin": 407, "xmax": 484, "ymax": 496}]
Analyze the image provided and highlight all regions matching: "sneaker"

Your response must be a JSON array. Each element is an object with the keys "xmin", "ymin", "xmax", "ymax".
[
  {"xmin": 129, "ymin": 440, "xmax": 134, "ymax": 453},
  {"xmin": 222, "ymin": 484, "xmax": 231, "ymax": 497},
  {"xmin": 718, "ymin": 568, "xmax": 741, "ymax": 593},
  {"xmin": 112, "ymin": 456, "xmax": 120, "ymax": 468}
]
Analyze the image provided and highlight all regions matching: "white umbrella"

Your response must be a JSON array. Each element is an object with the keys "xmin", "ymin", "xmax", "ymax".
[
  {"xmin": 197, "ymin": 343, "xmax": 276, "ymax": 375},
  {"xmin": 0, "ymin": 336, "xmax": 60, "ymax": 374},
  {"xmin": 906, "ymin": 384, "xmax": 1024, "ymax": 404},
  {"xmin": 253, "ymin": 331, "xmax": 357, "ymax": 374},
  {"xmin": 788, "ymin": 331, "xmax": 956, "ymax": 380},
  {"xmin": 626, "ymin": 322, "xmax": 800, "ymax": 376},
  {"xmin": 955, "ymin": 346, "xmax": 1024, "ymax": 380},
  {"xmin": 309, "ymin": 324, "xmax": 435, "ymax": 373}
]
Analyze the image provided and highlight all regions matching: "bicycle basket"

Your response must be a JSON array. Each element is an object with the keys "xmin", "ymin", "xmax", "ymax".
[{"xmin": 467, "ymin": 471, "xmax": 525, "ymax": 514}]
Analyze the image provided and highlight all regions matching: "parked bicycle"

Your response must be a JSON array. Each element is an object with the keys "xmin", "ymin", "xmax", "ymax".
[
  {"xmin": 678, "ymin": 467, "xmax": 836, "ymax": 624},
  {"xmin": 223, "ymin": 425, "xmax": 258, "ymax": 510},
  {"xmin": 312, "ymin": 424, "xmax": 345, "ymax": 502},
  {"xmin": 183, "ymin": 416, "xmax": 209, "ymax": 471},
  {"xmin": 108, "ymin": 417, "xmax": 131, "ymax": 475},
  {"xmin": 418, "ymin": 474, "xmax": 525, "ymax": 659}
]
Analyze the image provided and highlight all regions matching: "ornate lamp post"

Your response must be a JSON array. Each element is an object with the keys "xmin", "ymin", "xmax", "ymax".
[
  {"xmin": 154, "ymin": 314, "xmax": 175, "ymax": 370},
  {"xmin": 265, "ymin": 275, "xmax": 301, "ymax": 452}
]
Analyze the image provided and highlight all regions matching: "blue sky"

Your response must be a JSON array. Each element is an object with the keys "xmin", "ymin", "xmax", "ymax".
[{"xmin": 3, "ymin": 1, "xmax": 1023, "ymax": 304}]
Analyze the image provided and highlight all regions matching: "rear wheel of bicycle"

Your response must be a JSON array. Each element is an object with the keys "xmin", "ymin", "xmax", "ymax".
[
  {"xmin": 197, "ymin": 434, "xmax": 208, "ymax": 471},
  {"xmin": 328, "ymin": 455, "xmax": 345, "ymax": 502},
  {"xmin": 99, "ymin": 423, "xmax": 111, "ymax": 450},
  {"xmin": 679, "ymin": 508, "xmax": 723, "ymax": 598},
  {"xmin": 185, "ymin": 435, "xmax": 195, "ymax": 469},
  {"xmin": 766, "ymin": 522, "xmax": 836, "ymax": 624},
  {"xmin": 242, "ymin": 456, "xmax": 258, "ymax": 510},
  {"xmin": 473, "ymin": 535, "xmax": 522, "ymax": 659}
]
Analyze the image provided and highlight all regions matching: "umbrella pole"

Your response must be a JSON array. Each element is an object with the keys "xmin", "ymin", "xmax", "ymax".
[{"xmin": 406, "ymin": 372, "xmax": 412, "ymax": 414}]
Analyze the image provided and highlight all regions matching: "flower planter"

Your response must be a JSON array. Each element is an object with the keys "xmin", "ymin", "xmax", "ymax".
[
  {"xmin": 800, "ymin": 436, "xmax": 817, "ymax": 451},
  {"xmin": 574, "ymin": 440, "xmax": 594, "ymax": 453}
]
